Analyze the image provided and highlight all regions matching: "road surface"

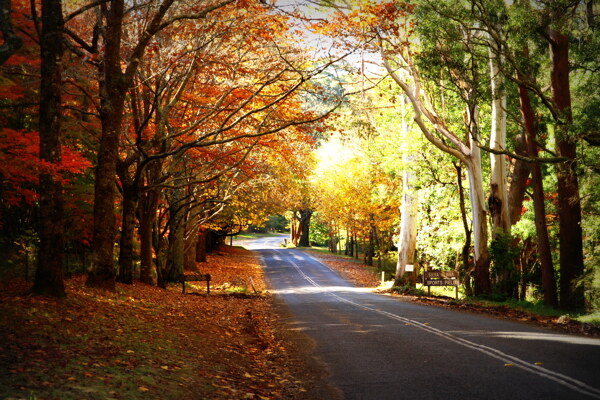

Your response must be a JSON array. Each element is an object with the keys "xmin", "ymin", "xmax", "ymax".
[{"xmin": 236, "ymin": 236, "xmax": 600, "ymax": 400}]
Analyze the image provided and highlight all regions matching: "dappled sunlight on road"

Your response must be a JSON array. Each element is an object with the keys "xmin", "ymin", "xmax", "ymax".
[
  {"xmin": 233, "ymin": 235, "xmax": 288, "ymax": 250},
  {"xmin": 487, "ymin": 331, "xmax": 600, "ymax": 346},
  {"xmin": 270, "ymin": 285, "xmax": 375, "ymax": 295},
  {"xmin": 452, "ymin": 330, "xmax": 600, "ymax": 346}
]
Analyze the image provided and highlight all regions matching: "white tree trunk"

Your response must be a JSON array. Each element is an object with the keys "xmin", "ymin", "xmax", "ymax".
[
  {"xmin": 395, "ymin": 151, "xmax": 419, "ymax": 283},
  {"xmin": 464, "ymin": 105, "xmax": 490, "ymax": 265},
  {"xmin": 465, "ymin": 155, "xmax": 489, "ymax": 263},
  {"xmin": 489, "ymin": 49, "xmax": 510, "ymax": 234},
  {"xmin": 381, "ymin": 47, "xmax": 491, "ymax": 294}
]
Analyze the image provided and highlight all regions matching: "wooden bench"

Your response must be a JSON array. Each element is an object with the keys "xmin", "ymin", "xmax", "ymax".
[{"xmin": 180, "ymin": 274, "xmax": 211, "ymax": 295}]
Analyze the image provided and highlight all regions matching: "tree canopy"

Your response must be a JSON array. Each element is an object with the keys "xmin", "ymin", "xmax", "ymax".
[{"xmin": 1, "ymin": 0, "xmax": 599, "ymax": 312}]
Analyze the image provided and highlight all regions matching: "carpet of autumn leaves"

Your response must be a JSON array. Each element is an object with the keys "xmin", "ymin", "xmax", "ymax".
[
  {"xmin": 0, "ymin": 246, "xmax": 325, "ymax": 400},
  {"xmin": 303, "ymin": 250, "xmax": 381, "ymax": 288}
]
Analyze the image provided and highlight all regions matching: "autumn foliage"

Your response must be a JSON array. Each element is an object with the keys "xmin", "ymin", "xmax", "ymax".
[{"xmin": 1, "ymin": 0, "xmax": 339, "ymax": 289}]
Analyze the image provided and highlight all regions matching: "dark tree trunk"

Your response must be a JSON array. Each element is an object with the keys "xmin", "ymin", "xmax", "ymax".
[
  {"xmin": 454, "ymin": 163, "xmax": 473, "ymax": 297},
  {"xmin": 138, "ymin": 188, "xmax": 158, "ymax": 285},
  {"xmin": 184, "ymin": 225, "xmax": 199, "ymax": 272},
  {"xmin": 548, "ymin": 29, "xmax": 585, "ymax": 310},
  {"xmin": 0, "ymin": 0, "xmax": 23, "ymax": 65},
  {"xmin": 345, "ymin": 228, "xmax": 352, "ymax": 256},
  {"xmin": 117, "ymin": 182, "xmax": 138, "ymax": 284},
  {"xmin": 518, "ymin": 67, "xmax": 558, "ymax": 307},
  {"xmin": 87, "ymin": 0, "xmax": 126, "ymax": 290},
  {"xmin": 297, "ymin": 209, "xmax": 312, "ymax": 247},
  {"xmin": 167, "ymin": 189, "xmax": 185, "ymax": 282},
  {"xmin": 366, "ymin": 215, "xmax": 376, "ymax": 267},
  {"xmin": 196, "ymin": 228, "xmax": 207, "ymax": 263},
  {"xmin": 508, "ymin": 133, "xmax": 531, "ymax": 225},
  {"xmin": 34, "ymin": 0, "xmax": 65, "ymax": 297}
]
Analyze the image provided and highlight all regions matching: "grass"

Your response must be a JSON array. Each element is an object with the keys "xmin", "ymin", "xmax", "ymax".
[{"xmin": 577, "ymin": 311, "xmax": 600, "ymax": 326}]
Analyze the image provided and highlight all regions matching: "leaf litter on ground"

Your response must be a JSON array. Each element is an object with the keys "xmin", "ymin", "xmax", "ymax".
[{"xmin": 0, "ymin": 245, "xmax": 328, "ymax": 400}]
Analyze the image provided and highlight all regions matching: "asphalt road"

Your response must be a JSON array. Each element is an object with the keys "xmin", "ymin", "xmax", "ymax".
[{"xmin": 236, "ymin": 236, "xmax": 600, "ymax": 400}]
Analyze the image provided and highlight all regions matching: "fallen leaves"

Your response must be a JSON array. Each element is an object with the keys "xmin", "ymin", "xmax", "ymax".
[
  {"xmin": 304, "ymin": 250, "xmax": 381, "ymax": 288},
  {"xmin": 0, "ymin": 245, "xmax": 318, "ymax": 399}
]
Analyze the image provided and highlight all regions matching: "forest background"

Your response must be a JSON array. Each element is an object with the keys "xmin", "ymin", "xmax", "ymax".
[{"xmin": 1, "ymin": 0, "xmax": 599, "ymax": 316}]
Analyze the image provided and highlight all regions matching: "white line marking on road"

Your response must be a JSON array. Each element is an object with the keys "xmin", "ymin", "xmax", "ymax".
[{"xmin": 286, "ymin": 259, "xmax": 600, "ymax": 399}]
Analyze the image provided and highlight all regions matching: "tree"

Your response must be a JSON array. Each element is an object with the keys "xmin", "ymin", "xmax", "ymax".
[
  {"xmin": 379, "ymin": 22, "xmax": 492, "ymax": 295},
  {"xmin": 480, "ymin": 0, "xmax": 590, "ymax": 308},
  {"xmin": 33, "ymin": 0, "xmax": 66, "ymax": 297},
  {"xmin": 65, "ymin": 0, "xmax": 237, "ymax": 290},
  {"xmin": 0, "ymin": 0, "xmax": 22, "ymax": 65},
  {"xmin": 60, "ymin": 0, "xmax": 344, "ymax": 288},
  {"xmin": 545, "ymin": 9, "xmax": 585, "ymax": 310}
]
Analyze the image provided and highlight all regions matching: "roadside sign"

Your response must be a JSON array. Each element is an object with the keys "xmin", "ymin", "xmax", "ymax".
[{"xmin": 423, "ymin": 270, "xmax": 459, "ymax": 299}]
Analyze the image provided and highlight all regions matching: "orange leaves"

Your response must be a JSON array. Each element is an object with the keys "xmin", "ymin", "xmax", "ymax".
[
  {"xmin": 310, "ymin": 1, "xmax": 414, "ymax": 53},
  {"xmin": 306, "ymin": 249, "xmax": 381, "ymax": 288},
  {"xmin": 0, "ymin": 128, "xmax": 92, "ymax": 205}
]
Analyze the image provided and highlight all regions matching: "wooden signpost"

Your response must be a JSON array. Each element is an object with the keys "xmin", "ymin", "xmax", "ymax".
[{"xmin": 423, "ymin": 270, "xmax": 459, "ymax": 299}]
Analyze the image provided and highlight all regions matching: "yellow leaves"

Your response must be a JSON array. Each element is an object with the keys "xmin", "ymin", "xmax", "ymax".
[{"xmin": 138, "ymin": 386, "xmax": 150, "ymax": 392}]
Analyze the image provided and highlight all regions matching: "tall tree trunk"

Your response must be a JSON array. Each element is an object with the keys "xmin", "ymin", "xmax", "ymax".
[
  {"xmin": 507, "ymin": 133, "xmax": 530, "ymax": 225},
  {"xmin": 366, "ymin": 217, "xmax": 375, "ymax": 267},
  {"xmin": 167, "ymin": 188, "xmax": 185, "ymax": 282},
  {"xmin": 290, "ymin": 213, "xmax": 299, "ymax": 246},
  {"xmin": 297, "ymin": 209, "xmax": 312, "ymax": 247},
  {"xmin": 117, "ymin": 179, "xmax": 139, "ymax": 284},
  {"xmin": 345, "ymin": 228, "xmax": 351, "ymax": 256},
  {"xmin": 518, "ymin": 78, "xmax": 558, "ymax": 307},
  {"xmin": 138, "ymin": 188, "xmax": 158, "ymax": 285},
  {"xmin": 488, "ymin": 48, "xmax": 510, "ymax": 235},
  {"xmin": 196, "ymin": 227, "xmax": 208, "ymax": 263},
  {"xmin": 87, "ymin": 0, "xmax": 126, "ymax": 290},
  {"xmin": 547, "ymin": 29, "xmax": 585, "ymax": 310},
  {"xmin": 0, "ymin": 0, "xmax": 23, "ymax": 65},
  {"xmin": 465, "ymin": 103, "xmax": 491, "ymax": 296},
  {"xmin": 34, "ymin": 0, "xmax": 65, "ymax": 297},
  {"xmin": 394, "ymin": 152, "xmax": 418, "ymax": 287},
  {"xmin": 455, "ymin": 163, "xmax": 473, "ymax": 296},
  {"xmin": 184, "ymin": 211, "xmax": 199, "ymax": 271}
]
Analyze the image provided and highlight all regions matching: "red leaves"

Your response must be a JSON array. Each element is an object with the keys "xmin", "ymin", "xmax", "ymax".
[{"xmin": 0, "ymin": 129, "xmax": 92, "ymax": 205}]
